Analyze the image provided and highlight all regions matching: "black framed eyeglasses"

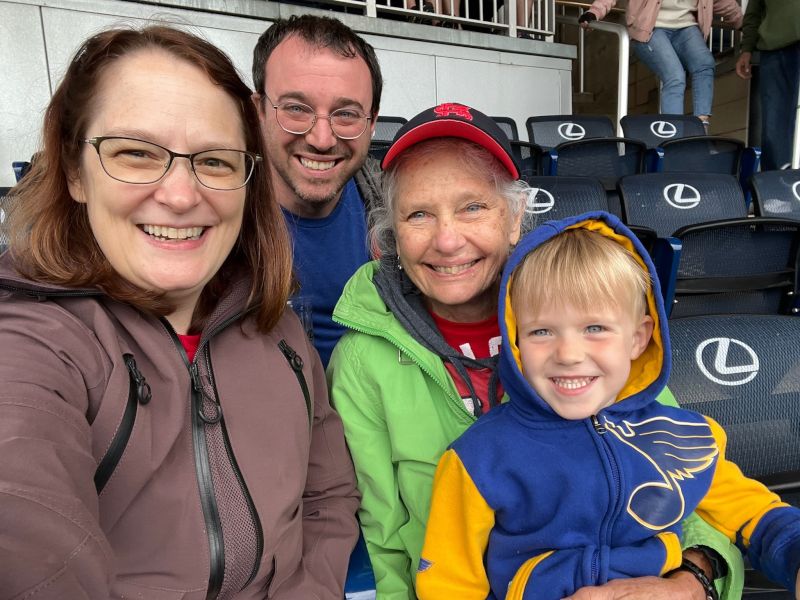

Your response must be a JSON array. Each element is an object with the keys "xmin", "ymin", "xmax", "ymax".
[
  {"xmin": 263, "ymin": 94, "xmax": 371, "ymax": 140},
  {"xmin": 82, "ymin": 136, "xmax": 261, "ymax": 191}
]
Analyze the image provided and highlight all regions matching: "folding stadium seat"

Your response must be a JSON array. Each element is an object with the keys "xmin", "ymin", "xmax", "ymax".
[
  {"xmin": 619, "ymin": 172, "xmax": 800, "ymax": 317},
  {"xmin": 525, "ymin": 115, "xmax": 615, "ymax": 149},
  {"xmin": 491, "ymin": 116, "xmax": 520, "ymax": 141},
  {"xmin": 0, "ymin": 187, "xmax": 12, "ymax": 253},
  {"xmin": 669, "ymin": 314, "xmax": 800, "ymax": 506},
  {"xmin": 620, "ymin": 114, "xmax": 705, "ymax": 150},
  {"xmin": 522, "ymin": 176, "xmax": 608, "ymax": 226},
  {"xmin": 669, "ymin": 314, "xmax": 800, "ymax": 599},
  {"xmin": 750, "ymin": 169, "xmax": 800, "ymax": 221},
  {"xmin": 369, "ymin": 115, "xmax": 407, "ymax": 161},
  {"xmin": 619, "ymin": 172, "xmax": 747, "ymax": 238}
]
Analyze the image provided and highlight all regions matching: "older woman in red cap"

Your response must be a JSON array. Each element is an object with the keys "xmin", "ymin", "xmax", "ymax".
[{"xmin": 328, "ymin": 103, "xmax": 742, "ymax": 600}]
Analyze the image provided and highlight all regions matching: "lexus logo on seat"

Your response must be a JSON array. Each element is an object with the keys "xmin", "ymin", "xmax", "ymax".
[
  {"xmin": 695, "ymin": 337, "xmax": 760, "ymax": 386},
  {"xmin": 0, "ymin": 208, "xmax": 5, "ymax": 224},
  {"xmin": 650, "ymin": 121, "xmax": 677, "ymax": 138},
  {"xmin": 527, "ymin": 188, "xmax": 555, "ymax": 213},
  {"xmin": 663, "ymin": 183, "xmax": 701, "ymax": 209},
  {"xmin": 792, "ymin": 180, "xmax": 800, "ymax": 202},
  {"xmin": 557, "ymin": 123, "xmax": 586, "ymax": 141}
]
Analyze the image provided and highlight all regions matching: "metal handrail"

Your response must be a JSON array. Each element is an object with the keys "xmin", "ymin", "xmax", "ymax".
[{"xmin": 555, "ymin": 13, "xmax": 629, "ymax": 135}]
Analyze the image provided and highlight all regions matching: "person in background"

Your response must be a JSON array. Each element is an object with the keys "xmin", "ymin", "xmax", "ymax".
[
  {"xmin": 418, "ymin": 213, "xmax": 800, "ymax": 599},
  {"xmin": 579, "ymin": 0, "xmax": 742, "ymax": 130},
  {"xmin": 252, "ymin": 14, "xmax": 383, "ymax": 367},
  {"xmin": 736, "ymin": 0, "xmax": 800, "ymax": 171},
  {"xmin": 328, "ymin": 103, "xmax": 744, "ymax": 600},
  {"xmin": 0, "ymin": 25, "xmax": 358, "ymax": 599}
]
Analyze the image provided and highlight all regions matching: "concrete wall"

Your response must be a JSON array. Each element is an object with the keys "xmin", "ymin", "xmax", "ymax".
[{"xmin": 0, "ymin": 0, "xmax": 575, "ymax": 186}]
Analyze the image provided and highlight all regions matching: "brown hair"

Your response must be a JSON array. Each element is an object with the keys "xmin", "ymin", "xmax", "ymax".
[
  {"xmin": 510, "ymin": 228, "xmax": 650, "ymax": 320},
  {"xmin": 252, "ymin": 14, "xmax": 383, "ymax": 117},
  {"xmin": 8, "ymin": 25, "xmax": 293, "ymax": 333}
]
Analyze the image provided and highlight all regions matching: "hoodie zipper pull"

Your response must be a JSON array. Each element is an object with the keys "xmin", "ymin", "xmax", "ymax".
[
  {"xmin": 591, "ymin": 414, "xmax": 606, "ymax": 434},
  {"xmin": 124, "ymin": 355, "xmax": 152, "ymax": 405}
]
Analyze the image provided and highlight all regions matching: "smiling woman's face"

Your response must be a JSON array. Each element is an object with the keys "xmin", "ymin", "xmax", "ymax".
[
  {"xmin": 393, "ymin": 145, "xmax": 522, "ymax": 323},
  {"xmin": 69, "ymin": 50, "xmax": 247, "ymax": 318}
]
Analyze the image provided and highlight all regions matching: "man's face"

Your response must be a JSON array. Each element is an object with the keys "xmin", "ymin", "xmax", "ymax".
[{"xmin": 255, "ymin": 35, "xmax": 375, "ymax": 218}]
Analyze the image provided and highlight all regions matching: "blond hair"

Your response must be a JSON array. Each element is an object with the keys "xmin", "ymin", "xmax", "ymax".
[{"xmin": 510, "ymin": 228, "xmax": 650, "ymax": 319}]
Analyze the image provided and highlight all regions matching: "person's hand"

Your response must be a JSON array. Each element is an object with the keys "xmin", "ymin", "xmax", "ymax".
[
  {"xmin": 562, "ymin": 571, "xmax": 707, "ymax": 600},
  {"xmin": 578, "ymin": 11, "xmax": 597, "ymax": 30},
  {"xmin": 736, "ymin": 51, "xmax": 753, "ymax": 79}
]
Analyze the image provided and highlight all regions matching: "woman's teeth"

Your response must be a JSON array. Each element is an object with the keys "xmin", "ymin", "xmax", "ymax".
[
  {"xmin": 432, "ymin": 260, "xmax": 478, "ymax": 275},
  {"xmin": 142, "ymin": 225, "xmax": 204, "ymax": 240}
]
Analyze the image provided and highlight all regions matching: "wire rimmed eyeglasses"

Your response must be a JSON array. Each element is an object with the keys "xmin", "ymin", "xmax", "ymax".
[
  {"xmin": 263, "ymin": 94, "xmax": 372, "ymax": 140},
  {"xmin": 82, "ymin": 136, "xmax": 261, "ymax": 191}
]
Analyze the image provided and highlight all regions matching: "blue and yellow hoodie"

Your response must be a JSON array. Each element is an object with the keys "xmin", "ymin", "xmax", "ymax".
[{"xmin": 416, "ymin": 212, "xmax": 800, "ymax": 600}]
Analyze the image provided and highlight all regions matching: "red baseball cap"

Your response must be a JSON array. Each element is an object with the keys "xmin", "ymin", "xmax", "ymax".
[{"xmin": 381, "ymin": 103, "xmax": 520, "ymax": 179}]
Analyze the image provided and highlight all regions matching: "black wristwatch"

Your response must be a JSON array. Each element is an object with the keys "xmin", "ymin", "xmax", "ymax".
[{"xmin": 686, "ymin": 544, "xmax": 727, "ymax": 580}]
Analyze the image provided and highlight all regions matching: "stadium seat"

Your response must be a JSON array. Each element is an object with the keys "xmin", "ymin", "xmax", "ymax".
[
  {"xmin": 369, "ymin": 116, "xmax": 407, "ymax": 161},
  {"xmin": 669, "ymin": 313, "xmax": 800, "ymax": 599},
  {"xmin": 344, "ymin": 532, "xmax": 375, "ymax": 598},
  {"xmin": 670, "ymin": 217, "xmax": 800, "ymax": 318},
  {"xmin": 491, "ymin": 116, "xmax": 520, "ymax": 141},
  {"xmin": 668, "ymin": 314, "xmax": 800, "ymax": 506},
  {"xmin": 548, "ymin": 138, "xmax": 646, "ymax": 190},
  {"xmin": 0, "ymin": 187, "xmax": 12, "ymax": 253},
  {"xmin": 525, "ymin": 114, "xmax": 615, "ymax": 149},
  {"xmin": 522, "ymin": 176, "xmax": 608, "ymax": 226},
  {"xmin": 511, "ymin": 141, "xmax": 544, "ymax": 182},
  {"xmin": 751, "ymin": 169, "xmax": 800, "ymax": 221},
  {"xmin": 619, "ymin": 172, "xmax": 746, "ymax": 238},
  {"xmin": 620, "ymin": 114, "xmax": 706, "ymax": 149}
]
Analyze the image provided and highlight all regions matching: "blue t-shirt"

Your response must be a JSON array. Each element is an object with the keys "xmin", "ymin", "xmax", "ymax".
[{"xmin": 282, "ymin": 178, "xmax": 370, "ymax": 368}]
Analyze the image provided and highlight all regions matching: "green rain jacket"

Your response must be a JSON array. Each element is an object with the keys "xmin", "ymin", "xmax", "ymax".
[{"xmin": 328, "ymin": 260, "xmax": 743, "ymax": 600}]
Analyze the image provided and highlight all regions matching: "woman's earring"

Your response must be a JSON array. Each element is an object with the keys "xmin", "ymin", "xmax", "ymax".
[{"xmin": 397, "ymin": 258, "xmax": 403, "ymax": 271}]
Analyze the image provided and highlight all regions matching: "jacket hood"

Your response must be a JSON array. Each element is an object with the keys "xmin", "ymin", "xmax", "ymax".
[{"xmin": 497, "ymin": 211, "xmax": 671, "ymax": 423}]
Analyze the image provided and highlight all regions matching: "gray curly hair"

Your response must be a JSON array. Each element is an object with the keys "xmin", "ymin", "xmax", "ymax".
[{"xmin": 370, "ymin": 137, "xmax": 536, "ymax": 258}]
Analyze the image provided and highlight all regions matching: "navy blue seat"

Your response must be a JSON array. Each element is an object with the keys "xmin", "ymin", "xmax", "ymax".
[
  {"xmin": 522, "ymin": 176, "xmax": 608, "ymax": 228},
  {"xmin": 491, "ymin": 116, "xmax": 520, "ymax": 141},
  {"xmin": 619, "ymin": 172, "xmax": 746, "ymax": 238},
  {"xmin": 525, "ymin": 114, "xmax": 615, "ymax": 149},
  {"xmin": 669, "ymin": 313, "xmax": 800, "ymax": 599},
  {"xmin": 369, "ymin": 116, "xmax": 407, "ymax": 161},
  {"xmin": 548, "ymin": 138, "xmax": 646, "ymax": 190},
  {"xmin": 344, "ymin": 532, "xmax": 375, "ymax": 598},
  {"xmin": 669, "ymin": 314, "xmax": 800, "ymax": 506},
  {"xmin": 621, "ymin": 114, "xmax": 706, "ymax": 150},
  {"xmin": 0, "ymin": 187, "xmax": 12, "ymax": 253},
  {"xmin": 750, "ymin": 169, "xmax": 800, "ymax": 221}
]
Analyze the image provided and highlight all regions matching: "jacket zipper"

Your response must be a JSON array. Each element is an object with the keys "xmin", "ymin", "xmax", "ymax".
[
  {"xmin": 204, "ymin": 347, "xmax": 264, "ymax": 588},
  {"xmin": 278, "ymin": 339, "xmax": 312, "ymax": 429},
  {"xmin": 331, "ymin": 318, "xmax": 475, "ymax": 422},
  {"xmin": 93, "ymin": 354, "xmax": 151, "ymax": 494},
  {"xmin": 162, "ymin": 309, "xmax": 263, "ymax": 599},
  {"xmin": 590, "ymin": 414, "xmax": 622, "ymax": 584}
]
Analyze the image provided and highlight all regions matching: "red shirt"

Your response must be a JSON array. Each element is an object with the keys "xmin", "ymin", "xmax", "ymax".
[
  {"xmin": 178, "ymin": 333, "xmax": 201, "ymax": 363},
  {"xmin": 430, "ymin": 312, "xmax": 504, "ymax": 415}
]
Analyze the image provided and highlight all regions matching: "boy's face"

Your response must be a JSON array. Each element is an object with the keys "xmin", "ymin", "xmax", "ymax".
[{"xmin": 515, "ymin": 299, "xmax": 654, "ymax": 420}]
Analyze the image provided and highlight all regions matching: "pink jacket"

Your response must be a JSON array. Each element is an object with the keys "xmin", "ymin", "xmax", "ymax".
[
  {"xmin": 587, "ymin": 0, "xmax": 743, "ymax": 43},
  {"xmin": 0, "ymin": 254, "xmax": 359, "ymax": 600}
]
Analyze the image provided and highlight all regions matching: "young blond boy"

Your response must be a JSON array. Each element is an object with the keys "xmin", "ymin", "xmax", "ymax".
[{"xmin": 416, "ymin": 212, "xmax": 800, "ymax": 600}]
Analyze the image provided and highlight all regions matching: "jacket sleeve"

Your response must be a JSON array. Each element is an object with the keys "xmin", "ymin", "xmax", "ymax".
[
  {"xmin": 739, "ymin": 0, "xmax": 764, "ymax": 52},
  {"xmin": 0, "ymin": 299, "xmax": 115, "ymax": 598},
  {"xmin": 327, "ymin": 333, "xmax": 416, "ymax": 600},
  {"xmin": 657, "ymin": 388, "xmax": 746, "ymax": 599},
  {"xmin": 275, "ymin": 333, "xmax": 361, "ymax": 600},
  {"xmin": 416, "ymin": 449, "xmax": 493, "ymax": 600},
  {"xmin": 712, "ymin": 0, "xmax": 743, "ymax": 30},
  {"xmin": 696, "ymin": 417, "xmax": 800, "ymax": 592},
  {"xmin": 586, "ymin": 0, "xmax": 617, "ymax": 22}
]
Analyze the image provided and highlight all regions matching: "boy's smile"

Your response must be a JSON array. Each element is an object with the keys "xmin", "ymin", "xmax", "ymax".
[{"xmin": 515, "ymin": 302, "xmax": 653, "ymax": 420}]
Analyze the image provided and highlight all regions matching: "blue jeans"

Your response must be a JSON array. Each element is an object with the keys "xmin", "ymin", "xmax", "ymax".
[
  {"xmin": 759, "ymin": 41, "xmax": 800, "ymax": 170},
  {"xmin": 632, "ymin": 25, "xmax": 716, "ymax": 116}
]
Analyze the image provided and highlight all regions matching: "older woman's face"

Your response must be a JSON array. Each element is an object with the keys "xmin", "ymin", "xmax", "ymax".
[
  {"xmin": 68, "ymin": 50, "xmax": 247, "ymax": 315},
  {"xmin": 394, "ymin": 146, "xmax": 521, "ymax": 322}
]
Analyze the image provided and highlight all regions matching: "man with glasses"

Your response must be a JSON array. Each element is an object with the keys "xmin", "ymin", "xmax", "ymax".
[{"xmin": 252, "ymin": 14, "xmax": 383, "ymax": 367}]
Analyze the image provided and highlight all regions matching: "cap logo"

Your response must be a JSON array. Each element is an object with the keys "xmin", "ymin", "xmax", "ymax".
[{"xmin": 433, "ymin": 103, "xmax": 473, "ymax": 121}]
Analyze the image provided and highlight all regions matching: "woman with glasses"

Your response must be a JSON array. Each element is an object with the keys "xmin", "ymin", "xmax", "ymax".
[{"xmin": 0, "ymin": 25, "xmax": 358, "ymax": 599}]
